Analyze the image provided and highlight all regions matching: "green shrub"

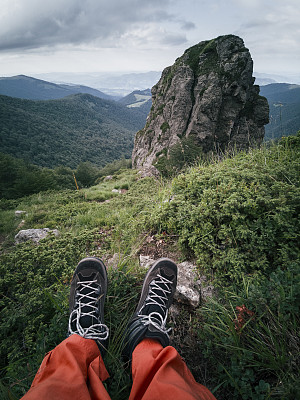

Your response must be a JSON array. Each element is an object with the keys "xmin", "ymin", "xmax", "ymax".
[
  {"xmin": 155, "ymin": 136, "xmax": 206, "ymax": 177},
  {"xmin": 154, "ymin": 135, "xmax": 300, "ymax": 286}
]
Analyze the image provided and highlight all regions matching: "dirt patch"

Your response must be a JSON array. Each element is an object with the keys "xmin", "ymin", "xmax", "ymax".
[{"xmin": 137, "ymin": 233, "xmax": 183, "ymax": 262}]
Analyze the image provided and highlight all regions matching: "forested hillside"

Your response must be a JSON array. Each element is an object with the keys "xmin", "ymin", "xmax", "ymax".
[
  {"xmin": 260, "ymin": 83, "xmax": 300, "ymax": 140},
  {"xmin": 0, "ymin": 93, "xmax": 145, "ymax": 168},
  {"xmin": 118, "ymin": 88, "xmax": 152, "ymax": 116}
]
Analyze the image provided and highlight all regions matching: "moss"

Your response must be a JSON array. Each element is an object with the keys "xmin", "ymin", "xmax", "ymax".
[
  {"xmin": 155, "ymin": 148, "xmax": 167, "ymax": 158},
  {"xmin": 157, "ymin": 104, "xmax": 165, "ymax": 115},
  {"xmin": 160, "ymin": 122, "xmax": 170, "ymax": 134},
  {"xmin": 185, "ymin": 39, "xmax": 218, "ymax": 76}
]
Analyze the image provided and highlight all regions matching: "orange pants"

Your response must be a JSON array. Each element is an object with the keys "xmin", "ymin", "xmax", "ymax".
[{"xmin": 21, "ymin": 334, "xmax": 217, "ymax": 400}]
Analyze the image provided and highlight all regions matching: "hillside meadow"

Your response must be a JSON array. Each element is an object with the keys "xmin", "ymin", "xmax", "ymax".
[{"xmin": 0, "ymin": 134, "xmax": 299, "ymax": 399}]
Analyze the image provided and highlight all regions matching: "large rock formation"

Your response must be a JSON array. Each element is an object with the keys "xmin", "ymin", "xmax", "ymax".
[{"xmin": 132, "ymin": 35, "xmax": 269, "ymax": 170}]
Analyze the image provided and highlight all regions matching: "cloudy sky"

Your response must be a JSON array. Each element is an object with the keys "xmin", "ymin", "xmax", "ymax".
[{"xmin": 0, "ymin": 0, "xmax": 299, "ymax": 79}]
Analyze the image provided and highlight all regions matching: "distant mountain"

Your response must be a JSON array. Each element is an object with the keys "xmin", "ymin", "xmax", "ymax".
[
  {"xmin": 34, "ymin": 71, "xmax": 162, "ymax": 97},
  {"xmin": 118, "ymin": 89, "xmax": 151, "ymax": 107},
  {"xmin": 0, "ymin": 75, "xmax": 113, "ymax": 101},
  {"xmin": 118, "ymin": 89, "xmax": 152, "ymax": 119},
  {"xmin": 260, "ymin": 83, "xmax": 300, "ymax": 140},
  {"xmin": 254, "ymin": 72, "xmax": 300, "ymax": 86},
  {"xmin": 0, "ymin": 93, "xmax": 145, "ymax": 168}
]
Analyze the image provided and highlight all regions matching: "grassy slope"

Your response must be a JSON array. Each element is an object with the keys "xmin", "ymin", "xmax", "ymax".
[{"xmin": 0, "ymin": 136, "xmax": 299, "ymax": 399}]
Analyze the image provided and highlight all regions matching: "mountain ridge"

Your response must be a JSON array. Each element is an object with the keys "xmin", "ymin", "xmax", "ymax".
[{"xmin": 0, "ymin": 75, "xmax": 113, "ymax": 101}]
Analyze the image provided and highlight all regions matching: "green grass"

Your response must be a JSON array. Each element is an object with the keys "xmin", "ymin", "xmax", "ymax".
[{"xmin": 0, "ymin": 134, "xmax": 299, "ymax": 399}]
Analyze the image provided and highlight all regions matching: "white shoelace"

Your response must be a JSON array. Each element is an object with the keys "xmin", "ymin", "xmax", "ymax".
[
  {"xmin": 68, "ymin": 279, "xmax": 109, "ymax": 341},
  {"xmin": 138, "ymin": 274, "xmax": 173, "ymax": 335}
]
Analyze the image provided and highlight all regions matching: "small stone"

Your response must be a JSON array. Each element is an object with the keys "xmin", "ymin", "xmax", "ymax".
[
  {"xmin": 15, "ymin": 210, "xmax": 27, "ymax": 217},
  {"xmin": 17, "ymin": 220, "xmax": 26, "ymax": 229},
  {"xmin": 139, "ymin": 255, "xmax": 156, "ymax": 269},
  {"xmin": 175, "ymin": 261, "xmax": 200, "ymax": 308},
  {"xmin": 15, "ymin": 228, "xmax": 60, "ymax": 244},
  {"xmin": 104, "ymin": 175, "xmax": 113, "ymax": 181}
]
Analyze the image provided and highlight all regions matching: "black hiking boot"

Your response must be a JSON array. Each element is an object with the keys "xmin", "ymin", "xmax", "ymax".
[
  {"xmin": 122, "ymin": 258, "xmax": 177, "ymax": 361},
  {"xmin": 68, "ymin": 257, "xmax": 109, "ymax": 354}
]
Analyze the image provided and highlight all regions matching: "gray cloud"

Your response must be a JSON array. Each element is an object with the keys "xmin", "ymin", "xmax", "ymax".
[
  {"xmin": 181, "ymin": 21, "xmax": 196, "ymax": 31},
  {"xmin": 0, "ymin": 0, "xmax": 183, "ymax": 51}
]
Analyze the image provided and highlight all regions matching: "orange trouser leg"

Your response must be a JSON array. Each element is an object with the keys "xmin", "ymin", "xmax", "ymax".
[
  {"xmin": 129, "ymin": 338, "xmax": 217, "ymax": 400},
  {"xmin": 21, "ymin": 334, "xmax": 111, "ymax": 400}
]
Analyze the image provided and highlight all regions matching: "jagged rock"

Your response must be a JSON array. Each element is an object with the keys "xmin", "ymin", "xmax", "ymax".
[
  {"xmin": 137, "ymin": 166, "xmax": 160, "ymax": 179},
  {"xmin": 175, "ymin": 261, "xmax": 200, "ymax": 307},
  {"xmin": 132, "ymin": 35, "xmax": 269, "ymax": 170},
  {"xmin": 15, "ymin": 228, "xmax": 60, "ymax": 244},
  {"xmin": 15, "ymin": 210, "xmax": 27, "ymax": 217}
]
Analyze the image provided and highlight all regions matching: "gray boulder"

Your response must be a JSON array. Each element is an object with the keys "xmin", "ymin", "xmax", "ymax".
[{"xmin": 15, "ymin": 228, "xmax": 60, "ymax": 244}]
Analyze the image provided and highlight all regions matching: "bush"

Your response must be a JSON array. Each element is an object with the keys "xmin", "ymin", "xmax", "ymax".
[
  {"xmin": 154, "ymin": 136, "xmax": 206, "ymax": 177},
  {"xmin": 154, "ymin": 135, "xmax": 300, "ymax": 286}
]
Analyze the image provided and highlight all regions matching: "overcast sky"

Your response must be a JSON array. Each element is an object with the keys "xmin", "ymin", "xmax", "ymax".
[{"xmin": 0, "ymin": 0, "xmax": 299, "ymax": 78}]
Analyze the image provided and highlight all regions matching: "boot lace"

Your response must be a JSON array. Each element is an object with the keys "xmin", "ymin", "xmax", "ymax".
[
  {"xmin": 138, "ymin": 274, "xmax": 173, "ymax": 335},
  {"xmin": 68, "ymin": 279, "xmax": 109, "ymax": 341}
]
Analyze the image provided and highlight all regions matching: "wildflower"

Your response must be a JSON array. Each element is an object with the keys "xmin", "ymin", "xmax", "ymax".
[{"xmin": 234, "ymin": 304, "xmax": 255, "ymax": 332}]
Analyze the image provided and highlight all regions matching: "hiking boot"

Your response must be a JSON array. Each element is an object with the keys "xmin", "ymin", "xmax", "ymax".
[
  {"xmin": 122, "ymin": 258, "xmax": 177, "ymax": 360},
  {"xmin": 68, "ymin": 257, "xmax": 109, "ymax": 353}
]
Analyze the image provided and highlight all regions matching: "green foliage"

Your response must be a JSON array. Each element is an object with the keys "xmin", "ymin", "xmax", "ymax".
[
  {"xmin": 0, "ymin": 136, "xmax": 299, "ymax": 399},
  {"xmin": 0, "ymin": 168, "xmax": 162, "ymax": 398},
  {"xmin": 0, "ymin": 153, "xmax": 76, "ymax": 199},
  {"xmin": 185, "ymin": 38, "xmax": 218, "ymax": 75},
  {"xmin": 198, "ymin": 272, "xmax": 300, "ymax": 399},
  {"xmin": 154, "ymin": 135, "xmax": 300, "ymax": 286},
  {"xmin": 75, "ymin": 161, "xmax": 99, "ymax": 187},
  {"xmin": 160, "ymin": 121, "xmax": 170, "ymax": 133},
  {"xmin": 0, "ymin": 153, "xmax": 134, "ymax": 199},
  {"xmin": 154, "ymin": 136, "xmax": 206, "ymax": 177},
  {"xmin": 96, "ymin": 158, "xmax": 132, "ymax": 179}
]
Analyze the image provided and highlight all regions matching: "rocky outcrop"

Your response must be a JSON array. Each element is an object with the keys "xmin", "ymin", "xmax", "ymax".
[{"xmin": 132, "ymin": 35, "xmax": 269, "ymax": 170}]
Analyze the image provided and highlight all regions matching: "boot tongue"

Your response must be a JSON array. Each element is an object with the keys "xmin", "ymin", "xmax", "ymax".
[
  {"xmin": 142, "ymin": 270, "xmax": 173, "ymax": 318},
  {"xmin": 77, "ymin": 272, "xmax": 99, "ymax": 328}
]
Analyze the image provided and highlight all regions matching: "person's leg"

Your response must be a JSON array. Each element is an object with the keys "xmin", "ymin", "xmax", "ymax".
[
  {"xmin": 21, "ymin": 334, "xmax": 111, "ymax": 400},
  {"xmin": 21, "ymin": 257, "xmax": 111, "ymax": 400},
  {"xmin": 122, "ymin": 258, "xmax": 216, "ymax": 400},
  {"xmin": 129, "ymin": 338, "xmax": 216, "ymax": 400}
]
